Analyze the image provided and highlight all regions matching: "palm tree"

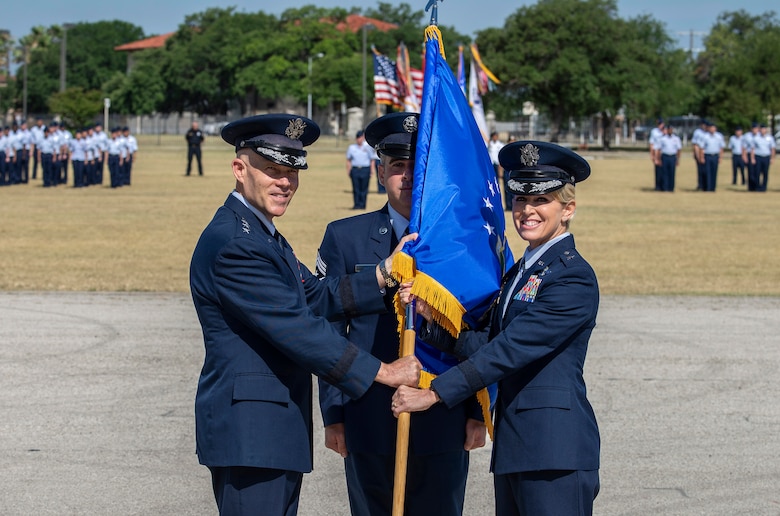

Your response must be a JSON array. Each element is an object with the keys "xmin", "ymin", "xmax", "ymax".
[{"xmin": 12, "ymin": 26, "xmax": 57, "ymax": 119}]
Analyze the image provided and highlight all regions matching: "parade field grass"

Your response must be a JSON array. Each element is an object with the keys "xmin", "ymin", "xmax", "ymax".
[{"xmin": 1, "ymin": 134, "xmax": 778, "ymax": 295}]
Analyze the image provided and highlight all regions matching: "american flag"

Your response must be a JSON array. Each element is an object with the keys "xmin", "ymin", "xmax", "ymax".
[
  {"xmin": 373, "ymin": 50, "xmax": 423, "ymax": 111},
  {"xmin": 373, "ymin": 52, "xmax": 401, "ymax": 107}
]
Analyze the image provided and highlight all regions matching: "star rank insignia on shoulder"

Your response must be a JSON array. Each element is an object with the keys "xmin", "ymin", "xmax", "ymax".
[{"xmin": 240, "ymin": 217, "xmax": 251, "ymax": 234}]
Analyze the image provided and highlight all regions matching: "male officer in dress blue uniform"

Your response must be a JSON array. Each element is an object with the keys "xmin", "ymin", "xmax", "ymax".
[
  {"xmin": 316, "ymin": 112, "xmax": 485, "ymax": 516},
  {"xmin": 190, "ymin": 113, "xmax": 421, "ymax": 516}
]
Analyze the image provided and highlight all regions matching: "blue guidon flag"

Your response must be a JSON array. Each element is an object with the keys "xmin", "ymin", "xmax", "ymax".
[{"xmin": 392, "ymin": 26, "xmax": 514, "ymax": 437}]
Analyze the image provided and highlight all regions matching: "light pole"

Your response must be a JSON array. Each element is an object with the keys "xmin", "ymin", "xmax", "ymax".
[
  {"xmin": 0, "ymin": 30, "xmax": 9, "ymax": 118},
  {"xmin": 59, "ymin": 23, "xmax": 74, "ymax": 92},
  {"xmin": 307, "ymin": 52, "xmax": 324, "ymax": 120},
  {"xmin": 22, "ymin": 46, "xmax": 28, "ymax": 120},
  {"xmin": 361, "ymin": 23, "xmax": 375, "ymax": 121}
]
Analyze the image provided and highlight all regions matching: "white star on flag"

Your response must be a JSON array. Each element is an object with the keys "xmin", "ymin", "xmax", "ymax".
[
  {"xmin": 483, "ymin": 197, "xmax": 494, "ymax": 210},
  {"xmin": 486, "ymin": 179, "xmax": 495, "ymax": 197},
  {"xmin": 483, "ymin": 222, "xmax": 495, "ymax": 235}
]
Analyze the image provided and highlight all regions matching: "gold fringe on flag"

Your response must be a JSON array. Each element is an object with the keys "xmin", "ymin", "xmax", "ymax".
[
  {"xmin": 418, "ymin": 369, "xmax": 494, "ymax": 440},
  {"xmin": 424, "ymin": 26, "xmax": 446, "ymax": 59},
  {"xmin": 392, "ymin": 252, "xmax": 465, "ymax": 338}
]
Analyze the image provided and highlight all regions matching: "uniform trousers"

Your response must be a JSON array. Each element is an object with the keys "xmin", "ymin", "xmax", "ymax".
[
  {"xmin": 654, "ymin": 162, "xmax": 663, "ymax": 191},
  {"xmin": 696, "ymin": 158, "xmax": 706, "ymax": 190},
  {"xmin": 494, "ymin": 469, "xmax": 600, "ymax": 516},
  {"xmin": 32, "ymin": 150, "xmax": 39, "ymax": 179},
  {"xmin": 8, "ymin": 155, "xmax": 17, "ymax": 184},
  {"xmin": 41, "ymin": 153, "xmax": 54, "ymax": 187},
  {"xmin": 0, "ymin": 152, "xmax": 6, "ymax": 185},
  {"xmin": 187, "ymin": 145, "xmax": 203, "ymax": 175},
  {"xmin": 96, "ymin": 156, "xmax": 105, "ymax": 185},
  {"xmin": 731, "ymin": 154, "xmax": 745, "ymax": 185},
  {"xmin": 703, "ymin": 154, "xmax": 719, "ymax": 191},
  {"xmin": 209, "ymin": 466, "xmax": 302, "ymax": 516},
  {"xmin": 755, "ymin": 155, "xmax": 770, "ymax": 192},
  {"xmin": 19, "ymin": 150, "xmax": 29, "ymax": 183},
  {"xmin": 108, "ymin": 155, "xmax": 121, "ymax": 188},
  {"xmin": 660, "ymin": 154, "xmax": 677, "ymax": 192},
  {"xmin": 84, "ymin": 161, "xmax": 95, "ymax": 186},
  {"xmin": 124, "ymin": 158, "xmax": 133, "ymax": 185},
  {"xmin": 350, "ymin": 166, "xmax": 370, "ymax": 209},
  {"xmin": 72, "ymin": 160, "xmax": 85, "ymax": 187},
  {"xmin": 344, "ymin": 450, "xmax": 468, "ymax": 516},
  {"xmin": 59, "ymin": 157, "xmax": 69, "ymax": 185}
]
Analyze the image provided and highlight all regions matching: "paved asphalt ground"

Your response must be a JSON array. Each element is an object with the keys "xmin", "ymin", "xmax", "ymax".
[{"xmin": 0, "ymin": 292, "xmax": 778, "ymax": 515}]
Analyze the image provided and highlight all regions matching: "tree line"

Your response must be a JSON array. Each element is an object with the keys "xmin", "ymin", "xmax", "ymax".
[{"xmin": 1, "ymin": 1, "xmax": 778, "ymax": 146}]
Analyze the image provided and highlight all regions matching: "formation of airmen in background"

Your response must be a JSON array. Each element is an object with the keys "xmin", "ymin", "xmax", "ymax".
[
  {"xmin": 650, "ymin": 118, "xmax": 776, "ymax": 192},
  {"xmin": 0, "ymin": 119, "xmax": 138, "ymax": 188}
]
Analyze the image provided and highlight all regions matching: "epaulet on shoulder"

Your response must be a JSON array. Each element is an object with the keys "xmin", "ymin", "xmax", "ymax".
[
  {"xmin": 235, "ymin": 215, "xmax": 253, "ymax": 237},
  {"xmin": 559, "ymin": 248, "xmax": 581, "ymax": 267}
]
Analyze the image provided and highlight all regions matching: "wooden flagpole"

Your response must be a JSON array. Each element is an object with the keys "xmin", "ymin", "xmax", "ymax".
[{"xmin": 392, "ymin": 301, "xmax": 416, "ymax": 516}]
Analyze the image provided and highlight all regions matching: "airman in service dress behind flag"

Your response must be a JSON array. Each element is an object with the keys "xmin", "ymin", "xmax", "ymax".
[
  {"xmin": 316, "ymin": 112, "xmax": 485, "ymax": 516},
  {"xmin": 345, "ymin": 129, "xmax": 376, "ymax": 210},
  {"xmin": 393, "ymin": 141, "xmax": 600, "ymax": 516},
  {"xmin": 189, "ymin": 113, "xmax": 420, "ymax": 516}
]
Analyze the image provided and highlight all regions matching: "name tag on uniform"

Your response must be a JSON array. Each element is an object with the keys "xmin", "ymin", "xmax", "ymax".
[
  {"xmin": 354, "ymin": 263, "xmax": 376, "ymax": 272},
  {"xmin": 514, "ymin": 275, "xmax": 542, "ymax": 303}
]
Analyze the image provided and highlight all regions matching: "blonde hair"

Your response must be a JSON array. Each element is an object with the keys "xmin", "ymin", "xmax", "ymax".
[{"xmin": 551, "ymin": 184, "xmax": 576, "ymax": 229}]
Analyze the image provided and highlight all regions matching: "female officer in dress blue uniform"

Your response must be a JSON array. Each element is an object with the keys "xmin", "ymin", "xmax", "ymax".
[{"xmin": 392, "ymin": 141, "xmax": 600, "ymax": 516}]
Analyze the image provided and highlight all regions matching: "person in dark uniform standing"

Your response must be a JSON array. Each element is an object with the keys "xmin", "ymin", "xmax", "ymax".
[
  {"xmin": 393, "ymin": 141, "xmax": 601, "ymax": 516},
  {"xmin": 345, "ymin": 129, "xmax": 375, "ymax": 209},
  {"xmin": 30, "ymin": 118, "xmax": 45, "ymax": 180},
  {"xmin": 189, "ymin": 113, "xmax": 421, "ymax": 516},
  {"xmin": 316, "ymin": 112, "xmax": 486, "ymax": 516},
  {"xmin": 750, "ymin": 124, "xmax": 776, "ymax": 192},
  {"xmin": 728, "ymin": 126, "xmax": 746, "ymax": 186},
  {"xmin": 656, "ymin": 124, "xmax": 682, "ymax": 192},
  {"xmin": 185, "ymin": 121, "xmax": 205, "ymax": 176},
  {"xmin": 700, "ymin": 121, "xmax": 725, "ymax": 192}
]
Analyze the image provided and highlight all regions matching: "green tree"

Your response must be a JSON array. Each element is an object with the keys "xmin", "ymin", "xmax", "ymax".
[
  {"xmin": 48, "ymin": 87, "xmax": 103, "ymax": 128},
  {"xmin": 476, "ymin": 0, "xmax": 693, "ymax": 146},
  {"xmin": 102, "ymin": 49, "xmax": 166, "ymax": 115},
  {"xmin": 697, "ymin": 10, "xmax": 780, "ymax": 132},
  {"xmin": 13, "ymin": 22, "xmax": 143, "ymax": 114},
  {"xmin": 0, "ymin": 31, "xmax": 14, "ymax": 116}
]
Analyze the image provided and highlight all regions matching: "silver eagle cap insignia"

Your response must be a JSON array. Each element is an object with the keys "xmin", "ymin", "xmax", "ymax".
[
  {"xmin": 403, "ymin": 116, "xmax": 418, "ymax": 133},
  {"xmin": 285, "ymin": 118, "xmax": 306, "ymax": 140},
  {"xmin": 520, "ymin": 143, "xmax": 540, "ymax": 167}
]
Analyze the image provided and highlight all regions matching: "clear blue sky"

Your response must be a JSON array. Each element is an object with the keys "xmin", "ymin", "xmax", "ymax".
[{"xmin": 2, "ymin": 0, "xmax": 777, "ymax": 51}]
